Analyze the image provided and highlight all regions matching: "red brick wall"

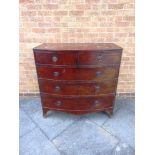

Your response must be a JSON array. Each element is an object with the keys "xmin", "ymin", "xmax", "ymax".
[{"xmin": 19, "ymin": 0, "xmax": 135, "ymax": 95}]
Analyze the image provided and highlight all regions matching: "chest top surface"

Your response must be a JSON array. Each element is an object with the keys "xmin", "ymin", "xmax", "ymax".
[{"xmin": 33, "ymin": 43, "xmax": 122, "ymax": 51}]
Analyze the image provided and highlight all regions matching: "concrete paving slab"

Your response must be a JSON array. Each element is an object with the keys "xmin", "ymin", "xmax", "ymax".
[
  {"xmin": 30, "ymin": 110, "xmax": 81, "ymax": 140},
  {"xmin": 115, "ymin": 98, "xmax": 135, "ymax": 113},
  {"xmin": 85, "ymin": 112, "xmax": 108, "ymax": 126},
  {"xmin": 20, "ymin": 128, "xmax": 61, "ymax": 155},
  {"xmin": 19, "ymin": 109, "xmax": 36, "ymax": 137},
  {"xmin": 20, "ymin": 97, "xmax": 41, "ymax": 115},
  {"xmin": 112, "ymin": 142, "xmax": 135, "ymax": 155},
  {"xmin": 53, "ymin": 118, "xmax": 119, "ymax": 155},
  {"xmin": 102, "ymin": 108, "xmax": 135, "ymax": 148}
]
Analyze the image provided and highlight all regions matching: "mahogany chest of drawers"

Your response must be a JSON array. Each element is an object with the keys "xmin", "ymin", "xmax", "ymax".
[{"xmin": 33, "ymin": 43, "xmax": 122, "ymax": 117}]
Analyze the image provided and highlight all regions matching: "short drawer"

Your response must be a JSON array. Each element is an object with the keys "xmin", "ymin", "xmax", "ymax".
[
  {"xmin": 36, "ymin": 67, "xmax": 77, "ymax": 80},
  {"xmin": 39, "ymin": 80, "xmax": 79, "ymax": 95},
  {"xmin": 79, "ymin": 51, "xmax": 122, "ymax": 65},
  {"xmin": 79, "ymin": 80, "xmax": 117, "ymax": 95},
  {"xmin": 77, "ymin": 66, "xmax": 119, "ymax": 81},
  {"xmin": 41, "ymin": 95, "xmax": 79, "ymax": 110},
  {"xmin": 41, "ymin": 94, "xmax": 115, "ymax": 111},
  {"xmin": 78, "ymin": 95, "xmax": 115, "ymax": 110},
  {"xmin": 38, "ymin": 79, "xmax": 117, "ymax": 95},
  {"xmin": 36, "ymin": 66, "xmax": 120, "ymax": 81},
  {"xmin": 34, "ymin": 50, "xmax": 77, "ymax": 65}
]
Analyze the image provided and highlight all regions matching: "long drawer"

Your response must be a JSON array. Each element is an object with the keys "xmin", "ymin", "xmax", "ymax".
[
  {"xmin": 36, "ymin": 66, "xmax": 120, "ymax": 81},
  {"xmin": 38, "ymin": 79, "xmax": 118, "ymax": 95},
  {"xmin": 41, "ymin": 94, "xmax": 115, "ymax": 111}
]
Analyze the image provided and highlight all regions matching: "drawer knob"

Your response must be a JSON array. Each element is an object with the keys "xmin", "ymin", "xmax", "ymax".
[
  {"xmin": 95, "ymin": 85, "xmax": 100, "ymax": 91},
  {"xmin": 96, "ymin": 71, "xmax": 102, "ymax": 77},
  {"xmin": 97, "ymin": 55, "xmax": 104, "ymax": 62},
  {"xmin": 55, "ymin": 100, "xmax": 62, "ymax": 106},
  {"xmin": 51, "ymin": 56, "xmax": 58, "ymax": 62},
  {"xmin": 54, "ymin": 85, "xmax": 61, "ymax": 92},
  {"xmin": 93, "ymin": 100, "xmax": 101, "ymax": 108},
  {"xmin": 97, "ymin": 55, "xmax": 102, "ymax": 58},
  {"xmin": 53, "ymin": 72, "xmax": 60, "ymax": 77}
]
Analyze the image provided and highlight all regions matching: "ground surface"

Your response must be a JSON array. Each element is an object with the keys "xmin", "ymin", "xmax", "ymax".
[{"xmin": 19, "ymin": 97, "xmax": 135, "ymax": 155}]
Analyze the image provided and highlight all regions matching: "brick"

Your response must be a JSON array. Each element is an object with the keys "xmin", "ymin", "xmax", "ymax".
[
  {"xmin": 124, "ymin": 3, "xmax": 134, "ymax": 9},
  {"xmin": 76, "ymin": 4, "xmax": 91, "ymax": 10},
  {"xmin": 46, "ymin": 28, "xmax": 60, "ymax": 33},
  {"xmin": 53, "ymin": 11, "xmax": 68, "ymax": 16},
  {"xmin": 38, "ymin": 23, "xmax": 51, "ymax": 27},
  {"xmin": 43, "ymin": 4, "xmax": 58, "ymax": 9},
  {"xmin": 38, "ymin": 11, "xmax": 51, "ymax": 16},
  {"xmin": 29, "ymin": 17, "xmax": 44, "ymax": 22},
  {"xmin": 76, "ymin": 17, "xmax": 90, "ymax": 22},
  {"xmin": 101, "ymin": 11, "xmax": 115, "ymax": 15},
  {"xmin": 21, "ymin": 11, "xmax": 36, "ymax": 16},
  {"xmin": 115, "ymin": 22, "xmax": 130, "ymax": 27},
  {"xmin": 68, "ymin": 28, "xmax": 90, "ymax": 33},
  {"xmin": 46, "ymin": 0, "xmax": 58, "ymax": 3},
  {"xmin": 32, "ymin": 28, "xmax": 45, "ymax": 33},
  {"xmin": 100, "ymin": 22, "xmax": 115, "ymax": 27},
  {"xmin": 114, "ymin": 16, "xmax": 123, "ymax": 22},
  {"xmin": 115, "ymin": 33, "xmax": 128, "ymax": 37},
  {"xmin": 107, "ymin": 0, "xmax": 117, "ymax": 2},
  {"xmin": 27, "ymin": 5, "xmax": 42, "ymax": 10},
  {"xmin": 91, "ymin": 4, "xmax": 107, "ymax": 10},
  {"xmin": 85, "ymin": 0, "xmax": 100, "ymax": 3},
  {"xmin": 70, "ymin": 11, "xmax": 84, "ymax": 16},
  {"xmin": 108, "ymin": 4, "xmax": 125, "ymax": 9},
  {"xmin": 20, "ymin": 0, "xmax": 33, "ymax": 3},
  {"xmin": 123, "ymin": 16, "xmax": 135, "ymax": 21},
  {"xmin": 87, "ymin": 11, "xmax": 100, "ymax": 15},
  {"xmin": 129, "ymin": 33, "xmax": 135, "ymax": 37}
]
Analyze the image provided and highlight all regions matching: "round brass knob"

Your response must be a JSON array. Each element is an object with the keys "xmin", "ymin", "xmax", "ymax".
[
  {"xmin": 97, "ymin": 55, "xmax": 102, "ymax": 58},
  {"xmin": 51, "ymin": 55, "xmax": 58, "ymax": 62},
  {"xmin": 96, "ymin": 71, "xmax": 102, "ymax": 77},
  {"xmin": 93, "ymin": 100, "xmax": 101, "ymax": 108},
  {"xmin": 97, "ymin": 55, "xmax": 103, "ymax": 61},
  {"xmin": 95, "ymin": 85, "xmax": 100, "ymax": 92},
  {"xmin": 55, "ymin": 100, "xmax": 62, "ymax": 106},
  {"xmin": 53, "ymin": 72, "xmax": 60, "ymax": 77},
  {"xmin": 54, "ymin": 85, "xmax": 61, "ymax": 92}
]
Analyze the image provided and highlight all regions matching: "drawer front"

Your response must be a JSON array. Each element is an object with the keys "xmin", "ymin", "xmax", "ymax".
[
  {"xmin": 41, "ymin": 95, "xmax": 78, "ymax": 110},
  {"xmin": 84, "ymin": 80, "xmax": 117, "ymax": 95},
  {"xmin": 41, "ymin": 94, "xmax": 115, "ymax": 111},
  {"xmin": 77, "ymin": 66, "xmax": 119, "ymax": 81},
  {"xmin": 38, "ymin": 79, "xmax": 117, "ymax": 95},
  {"xmin": 79, "ymin": 51, "xmax": 122, "ymax": 65},
  {"xmin": 34, "ymin": 51, "xmax": 77, "ymax": 65},
  {"xmin": 78, "ymin": 95, "xmax": 115, "ymax": 110},
  {"xmin": 36, "ymin": 67, "xmax": 77, "ymax": 80},
  {"xmin": 36, "ymin": 66, "xmax": 120, "ymax": 81},
  {"xmin": 38, "ymin": 80, "xmax": 79, "ymax": 95}
]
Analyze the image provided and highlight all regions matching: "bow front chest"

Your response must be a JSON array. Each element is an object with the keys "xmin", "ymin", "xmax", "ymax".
[{"xmin": 33, "ymin": 43, "xmax": 123, "ymax": 117}]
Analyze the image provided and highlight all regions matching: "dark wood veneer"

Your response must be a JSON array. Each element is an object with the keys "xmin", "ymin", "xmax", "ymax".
[
  {"xmin": 34, "ymin": 51, "xmax": 77, "ymax": 65},
  {"xmin": 38, "ymin": 79, "xmax": 118, "ymax": 95},
  {"xmin": 36, "ymin": 66, "xmax": 120, "ymax": 81},
  {"xmin": 41, "ymin": 94, "xmax": 115, "ymax": 111},
  {"xmin": 79, "ymin": 51, "xmax": 122, "ymax": 65},
  {"xmin": 33, "ymin": 43, "xmax": 122, "ymax": 117}
]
